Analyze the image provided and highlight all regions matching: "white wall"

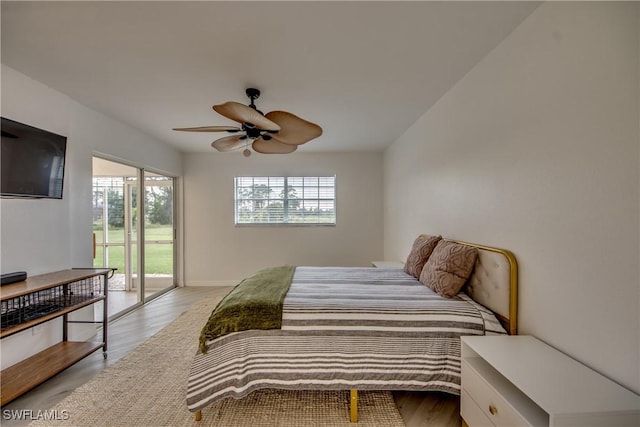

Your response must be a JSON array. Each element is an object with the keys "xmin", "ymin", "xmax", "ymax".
[
  {"xmin": 384, "ymin": 2, "xmax": 639, "ymax": 393},
  {"xmin": 0, "ymin": 65, "xmax": 183, "ymax": 369},
  {"xmin": 183, "ymin": 151, "xmax": 384, "ymax": 285}
]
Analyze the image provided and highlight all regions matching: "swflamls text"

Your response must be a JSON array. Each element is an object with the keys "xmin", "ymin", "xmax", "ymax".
[{"xmin": 2, "ymin": 409, "xmax": 70, "ymax": 421}]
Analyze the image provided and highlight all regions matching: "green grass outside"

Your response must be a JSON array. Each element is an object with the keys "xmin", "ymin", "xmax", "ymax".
[{"xmin": 93, "ymin": 225, "xmax": 173, "ymax": 274}]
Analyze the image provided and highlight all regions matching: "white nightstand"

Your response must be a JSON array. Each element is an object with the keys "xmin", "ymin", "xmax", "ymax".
[
  {"xmin": 370, "ymin": 261, "xmax": 404, "ymax": 269},
  {"xmin": 461, "ymin": 335, "xmax": 640, "ymax": 427}
]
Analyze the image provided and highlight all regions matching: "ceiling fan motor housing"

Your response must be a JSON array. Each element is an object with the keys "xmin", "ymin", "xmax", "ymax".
[{"xmin": 244, "ymin": 126, "xmax": 264, "ymax": 139}]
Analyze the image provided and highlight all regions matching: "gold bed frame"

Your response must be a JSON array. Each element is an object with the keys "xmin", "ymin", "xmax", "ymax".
[
  {"xmin": 446, "ymin": 237, "xmax": 519, "ymax": 336},
  {"xmin": 195, "ymin": 237, "xmax": 518, "ymax": 423}
]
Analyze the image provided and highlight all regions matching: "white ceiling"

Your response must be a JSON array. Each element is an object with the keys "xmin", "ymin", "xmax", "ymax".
[{"xmin": 1, "ymin": 1, "xmax": 539, "ymax": 153}]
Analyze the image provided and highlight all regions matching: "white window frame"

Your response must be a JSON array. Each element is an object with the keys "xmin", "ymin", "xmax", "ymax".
[{"xmin": 234, "ymin": 176, "xmax": 336, "ymax": 226}]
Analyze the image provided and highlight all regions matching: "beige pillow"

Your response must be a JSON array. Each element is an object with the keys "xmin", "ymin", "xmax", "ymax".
[
  {"xmin": 403, "ymin": 235, "xmax": 442, "ymax": 278},
  {"xmin": 420, "ymin": 240, "xmax": 478, "ymax": 298}
]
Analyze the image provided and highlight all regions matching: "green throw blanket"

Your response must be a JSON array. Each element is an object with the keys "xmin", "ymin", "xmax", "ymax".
[{"xmin": 199, "ymin": 266, "xmax": 296, "ymax": 353}]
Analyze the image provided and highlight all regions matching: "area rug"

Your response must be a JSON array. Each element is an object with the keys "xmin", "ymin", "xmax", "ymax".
[{"xmin": 30, "ymin": 297, "xmax": 406, "ymax": 426}]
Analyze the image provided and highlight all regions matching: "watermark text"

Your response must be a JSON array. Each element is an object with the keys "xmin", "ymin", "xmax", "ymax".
[{"xmin": 2, "ymin": 409, "xmax": 70, "ymax": 421}]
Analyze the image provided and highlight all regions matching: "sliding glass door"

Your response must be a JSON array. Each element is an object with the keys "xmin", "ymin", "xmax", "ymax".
[
  {"xmin": 93, "ymin": 159, "xmax": 141, "ymax": 317},
  {"xmin": 142, "ymin": 171, "xmax": 175, "ymax": 301},
  {"xmin": 92, "ymin": 157, "xmax": 176, "ymax": 318}
]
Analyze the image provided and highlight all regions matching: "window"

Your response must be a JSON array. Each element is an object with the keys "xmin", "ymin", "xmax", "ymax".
[{"xmin": 235, "ymin": 176, "xmax": 336, "ymax": 225}]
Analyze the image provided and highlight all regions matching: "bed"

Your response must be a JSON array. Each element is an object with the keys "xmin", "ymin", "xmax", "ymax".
[{"xmin": 186, "ymin": 235, "xmax": 518, "ymax": 422}]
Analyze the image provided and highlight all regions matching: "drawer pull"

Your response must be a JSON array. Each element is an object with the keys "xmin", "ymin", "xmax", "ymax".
[{"xmin": 488, "ymin": 405, "xmax": 498, "ymax": 415}]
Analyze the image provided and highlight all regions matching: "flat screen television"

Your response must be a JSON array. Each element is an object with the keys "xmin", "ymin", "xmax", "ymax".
[{"xmin": 1, "ymin": 117, "xmax": 67, "ymax": 199}]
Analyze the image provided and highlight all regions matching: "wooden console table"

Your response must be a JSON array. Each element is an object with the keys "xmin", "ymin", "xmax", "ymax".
[{"xmin": 0, "ymin": 268, "xmax": 110, "ymax": 406}]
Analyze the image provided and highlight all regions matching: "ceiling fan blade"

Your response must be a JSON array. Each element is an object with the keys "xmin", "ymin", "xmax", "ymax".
[
  {"xmin": 252, "ymin": 137, "xmax": 298, "ymax": 154},
  {"xmin": 211, "ymin": 134, "xmax": 246, "ymax": 152},
  {"xmin": 265, "ymin": 111, "xmax": 323, "ymax": 145},
  {"xmin": 173, "ymin": 125, "xmax": 241, "ymax": 132},
  {"xmin": 213, "ymin": 102, "xmax": 280, "ymax": 132}
]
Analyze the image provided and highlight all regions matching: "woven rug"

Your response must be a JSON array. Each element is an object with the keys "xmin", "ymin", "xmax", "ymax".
[{"xmin": 30, "ymin": 297, "xmax": 406, "ymax": 426}]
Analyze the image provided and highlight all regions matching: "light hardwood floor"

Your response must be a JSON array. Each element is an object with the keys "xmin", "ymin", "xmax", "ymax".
[{"xmin": 2, "ymin": 286, "xmax": 461, "ymax": 427}]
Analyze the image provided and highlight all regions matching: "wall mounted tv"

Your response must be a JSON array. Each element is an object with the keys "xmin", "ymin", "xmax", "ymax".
[{"xmin": 1, "ymin": 117, "xmax": 67, "ymax": 199}]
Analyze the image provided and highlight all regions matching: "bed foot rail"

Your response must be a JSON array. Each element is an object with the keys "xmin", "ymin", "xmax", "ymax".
[
  {"xmin": 194, "ymin": 410, "xmax": 202, "ymax": 421},
  {"xmin": 350, "ymin": 389, "xmax": 358, "ymax": 423}
]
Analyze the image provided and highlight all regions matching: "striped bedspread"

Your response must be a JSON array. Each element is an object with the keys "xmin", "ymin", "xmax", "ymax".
[{"xmin": 186, "ymin": 267, "xmax": 506, "ymax": 412}]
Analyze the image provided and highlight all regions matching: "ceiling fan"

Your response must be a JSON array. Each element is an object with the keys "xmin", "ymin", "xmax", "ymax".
[{"xmin": 173, "ymin": 88, "xmax": 322, "ymax": 156}]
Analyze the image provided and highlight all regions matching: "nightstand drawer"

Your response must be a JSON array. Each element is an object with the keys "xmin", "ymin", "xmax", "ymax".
[
  {"xmin": 462, "ymin": 359, "xmax": 531, "ymax": 427},
  {"xmin": 461, "ymin": 336, "xmax": 640, "ymax": 427},
  {"xmin": 461, "ymin": 388, "xmax": 495, "ymax": 427}
]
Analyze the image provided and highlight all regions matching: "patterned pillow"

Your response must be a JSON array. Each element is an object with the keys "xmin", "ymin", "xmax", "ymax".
[
  {"xmin": 419, "ymin": 240, "xmax": 478, "ymax": 298},
  {"xmin": 403, "ymin": 235, "xmax": 442, "ymax": 278}
]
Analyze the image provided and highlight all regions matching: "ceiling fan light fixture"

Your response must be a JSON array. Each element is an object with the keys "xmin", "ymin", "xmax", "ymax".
[{"xmin": 175, "ymin": 87, "xmax": 322, "ymax": 155}]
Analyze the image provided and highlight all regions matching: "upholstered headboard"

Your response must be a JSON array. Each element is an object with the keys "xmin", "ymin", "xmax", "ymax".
[{"xmin": 420, "ymin": 235, "xmax": 518, "ymax": 335}]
